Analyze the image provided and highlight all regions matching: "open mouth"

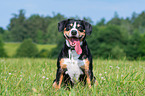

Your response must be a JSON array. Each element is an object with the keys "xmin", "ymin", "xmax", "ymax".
[
  {"xmin": 65, "ymin": 35, "xmax": 83, "ymax": 46},
  {"xmin": 64, "ymin": 34, "xmax": 84, "ymax": 55}
]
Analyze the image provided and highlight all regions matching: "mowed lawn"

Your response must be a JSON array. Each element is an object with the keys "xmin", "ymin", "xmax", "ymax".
[
  {"xmin": 0, "ymin": 58, "xmax": 144, "ymax": 95},
  {"xmin": 4, "ymin": 43, "xmax": 56, "ymax": 57}
]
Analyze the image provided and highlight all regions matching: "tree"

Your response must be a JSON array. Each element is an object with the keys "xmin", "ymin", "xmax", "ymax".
[
  {"xmin": 138, "ymin": 34, "xmax": 145, "ymax": 59},
  {"xmin": 0, "ymin": 38, "xmax": 7, "ymax": 57},
  {"xmin": 87, "ymin": 25, "xmax": 126, "ymax": 59},
  {"xmin": 107, "ymin": 12, "xmax": 122, "ymax": 25},
  {"xmin": 132, "ymin": 11, "xmax": 145, "ymax": 29},
  {"xmin": 46, "ymin": 20, "xmax": 63, "ymax": 44},
  {"xmin": 25, "ymin": 14, "xmax": 51, "ymax": 43},
  {"xmin": 125, "ymin": 32, "xmax": 141, "ymax": 60},
  {"xmin": 50, "ymin": 37, "xmax": 65, "ymax": 58},
  {"xmin": 96, "ymin": 18, "xmax": 106, "ymax": 26},
  {"xmin": 130, "ymin": 12, "xmax": 138, "ymax": 23},
  {"xmin": 0, "ymin": 27, "xmax": 4, "ymax": 34},
  {"xmin": 8, "ymin": 9, "xmax": 27, "ymax": 41},
  {"xmin": 16, "ymin": 39, "xmax": 38, "ymax": 57},
  {"xmin": 83, "ymin": 17, "xmax": 93, "ymax": 24}
]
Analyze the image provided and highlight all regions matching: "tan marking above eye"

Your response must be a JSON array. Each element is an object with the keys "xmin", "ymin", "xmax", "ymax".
[
  {"xmin": 70, "ymin": 23, "xmax": 73, "ymax": 26},
  {"xmin": 77, "ymin": 24, "xmax": 80, "ymax": 27}
]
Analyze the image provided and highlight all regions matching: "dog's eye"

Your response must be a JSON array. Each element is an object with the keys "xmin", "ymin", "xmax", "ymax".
[
  {"xmin": 77, "ymin": 26, "xmax": 83, "ymax": 31},
  {"xmin": 66, "ymin": 25, "xmax": 72, "ymax": 31}
]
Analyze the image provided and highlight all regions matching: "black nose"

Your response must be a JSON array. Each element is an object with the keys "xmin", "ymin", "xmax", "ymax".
[{"xmin": 71, "ymin": 30, "xmax": 77, "ymax": 35}]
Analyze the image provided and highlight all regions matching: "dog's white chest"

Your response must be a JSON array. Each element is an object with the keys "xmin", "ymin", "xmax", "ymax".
[{"xmin": 63, "ymin": 50, "xmax": 85, "ymax": 82}]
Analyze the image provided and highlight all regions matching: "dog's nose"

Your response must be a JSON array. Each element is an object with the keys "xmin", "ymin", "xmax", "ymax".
[{"xmin": 71, "ymin": 30, "xmax": 77, "ymax": 35}]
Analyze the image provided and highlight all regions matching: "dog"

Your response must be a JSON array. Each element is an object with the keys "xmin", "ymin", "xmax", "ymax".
[{"xmin": 53, "ymin": 19, "xmax": 97, "ymax": 90}]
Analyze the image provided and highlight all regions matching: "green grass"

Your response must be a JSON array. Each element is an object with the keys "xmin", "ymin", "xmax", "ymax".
[
  {"xmin": 0, "ymin": 58, "xmax": 144, "ymax": 95},
  {"xmin": 4, "ymin": 43, "xmax": 21, "ymax": 57},
  {"xmin": 4, "ymin": 43, "xmax": 56, "ymax": 57}
]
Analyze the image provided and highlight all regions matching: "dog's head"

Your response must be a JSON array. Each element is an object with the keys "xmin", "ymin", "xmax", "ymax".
[{"xmin": 58, "ymin": 19, "xmax": 92, "ymax": 54}]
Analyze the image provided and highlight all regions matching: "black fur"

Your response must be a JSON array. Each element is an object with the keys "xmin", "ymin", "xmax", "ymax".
[
  {"xmin": 53, "ymin": 19, "xmax": 96, "ymax": 88},
  {"xmin": 58, "ymin": 19, "xmax": 92, "ymax": 35}
]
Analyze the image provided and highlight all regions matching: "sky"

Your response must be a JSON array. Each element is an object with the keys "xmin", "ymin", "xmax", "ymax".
[{"xmin": 0, "ymin": 0, "xmax": 145, "ymax": 29}]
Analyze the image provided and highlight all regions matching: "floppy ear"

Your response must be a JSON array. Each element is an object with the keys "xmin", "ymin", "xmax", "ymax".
[
  {"xmin": 83, "ymin": 21, "xmax": 92, "ymax": 35},
  {"xmin": 58, "ymin": 19, "xmax": 67, "ymax": 32}
]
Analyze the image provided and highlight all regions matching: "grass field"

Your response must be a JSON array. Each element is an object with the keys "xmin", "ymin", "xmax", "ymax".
[
  {"xmin": 0, "ymin": 58, "xmax": 144, "ymax": 95},
  {"xmin": 4, "ymin": 43, "xmax": 56, "ymax": 57}
]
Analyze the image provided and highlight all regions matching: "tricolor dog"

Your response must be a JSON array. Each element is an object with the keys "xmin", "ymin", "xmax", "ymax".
[{"xmin": 53, "ymin": 19, "xmax": 97, "ymax": 90}]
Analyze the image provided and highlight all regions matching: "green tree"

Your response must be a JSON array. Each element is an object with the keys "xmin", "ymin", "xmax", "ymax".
[
  {"xmin": 0, "ymin": 38, "xmax": 7, "ymax": 57},
  {"xmin": 46, "ymin": 20, "xmax": 63, "ymax": 44},
  {"xmin": 8, "ymin": 9, "xmax": 27, "ymax": 41},
  {"xmin": 50, "ymin": 37, "xmax": 65, "ymax": 58},
  {"xmin": 107, "ymin": 12, "xmax": 122, "ymax": 25},
  {"xmin": 1, "ymin": 30, "xmax": 12, "ymax": 42},
  {"xmin": 87, "ymin": 25, "xmax": 126, "ymax": 59},
  {"xmin": 138, "ymin": 34, "xmax": 145, "ymax": 59},
  {"xmin": 16, "ymin": 39, "xmax": 38, "ymax": 57},
  {"xmin": 96, "ymin": 18, "xmax": 106, "ymax": 26},
  {"xmin": 125, "ymin": 32, "xmax": 141, "ymax": 60},
  {"xmin": 132, "ymin": 11, "xmax": 145, "ymax": 29},
  {"xmin": 0, "ymin": 27, "xmax": 4, "ymax": 34},
  {"xmin": 26, "ymin": 14, "xmax": 51, "ymax": 43},
  {"xmin": 83, "ymin": 17, "xmax": 93, "ymax": 24}
]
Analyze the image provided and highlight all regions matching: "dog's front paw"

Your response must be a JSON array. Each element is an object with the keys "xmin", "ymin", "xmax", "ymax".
[
  {"xmin": 52, "ymin": 82, "xmax": 60, "ymax": 91},
  {"xmin": 94, "ymin": 80, "xmax": 98, "ymax": 87}
]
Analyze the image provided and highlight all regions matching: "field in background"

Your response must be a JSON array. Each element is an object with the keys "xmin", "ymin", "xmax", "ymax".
[
  {"xmin": 4, "ymin": 43, "xmax": 56, "ymax": 57},
  {"xmin": 0, "ymin": 58, "xmax": 144, "ymax": 95}
]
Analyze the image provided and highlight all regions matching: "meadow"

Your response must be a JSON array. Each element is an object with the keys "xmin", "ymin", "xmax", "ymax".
[
  {"xmin": 0, "ymin": 58, "xmax": 144, "ymax": 95},
  {"xmin": 4, "ymin": 43, "xmax": 56, "ymax": 57}
]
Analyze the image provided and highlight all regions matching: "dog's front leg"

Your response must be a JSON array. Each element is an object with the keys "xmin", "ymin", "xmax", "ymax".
[
  {"xmin": 53, "ymin": 58, "xmax": 67, "ymax": 90},
  {"xmin": 84, "ymin": 58, "xmax": 93, "ymax": 88},
  {"xmin": 53, "ymin": 68, "xmax": 64, "ymax": 90}
]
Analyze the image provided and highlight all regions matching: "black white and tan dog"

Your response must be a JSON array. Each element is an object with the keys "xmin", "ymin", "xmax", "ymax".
[{"xmin": 53, "ymin": 19, "xmax": 97, "ymax": 90}]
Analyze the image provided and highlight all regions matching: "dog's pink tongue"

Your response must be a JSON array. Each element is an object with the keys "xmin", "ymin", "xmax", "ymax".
[{"xmin": 74, "ymin": 40, "xmax": 82, "ymax": 55}]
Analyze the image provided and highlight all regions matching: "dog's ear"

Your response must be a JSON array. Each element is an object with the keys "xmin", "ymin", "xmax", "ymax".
[
  {"xmin": 83, "ymin": 21, "xmax": 92, "ymax": 35},
  {"xmin": 58, "ymin": 19, "xmax": 68, "ymax": 32}
]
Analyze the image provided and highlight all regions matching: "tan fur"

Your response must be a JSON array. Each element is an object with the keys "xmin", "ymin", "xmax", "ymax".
[
  {"xmin": 64, "ymin": 28, "xmax": 70, "ymax": 36},
  {"xmin": 80, "ymin": 58, "xmax": 91, "ymax": 88},
  {"xmin": 53, "ymin": 59, "xmax": 66, "ymax": 90},
  {"xmin": 52, "ymin": 73, "xmax": 64, "ymax": 90},
  {"xmin": 64, "ymin": 28, "xmax": 85, "ymax": 42},
  {"xmin": 60, "ymin": 59, "xmax": 67, "ymax": 69}
]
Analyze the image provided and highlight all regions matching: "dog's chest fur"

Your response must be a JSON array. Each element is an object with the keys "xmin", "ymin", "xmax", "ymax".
[{"xmin": 63, "ymin": 50, "xmax": 85, "ymax": 82}]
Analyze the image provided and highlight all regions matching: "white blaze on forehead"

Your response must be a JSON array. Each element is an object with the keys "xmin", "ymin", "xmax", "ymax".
[
  {"xmin": 69, "ymin": 21, "xmax": 79, "ymax": 36},
  {"xmin": 71, "ymin": 22, "xmax": 77, "ymax": 31},
  {"xmin": 73, "ymin": 22, "xmax": 77, "ymax": 29}
]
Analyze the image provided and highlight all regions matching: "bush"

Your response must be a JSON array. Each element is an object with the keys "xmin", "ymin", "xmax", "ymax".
[
  {"xmin": 16, "ymin": 39, "xmax": 38, "ymax": 57},
  {"xmin": 0, "ymin": 38, "xmax": 7, "ymax": 57},
  {"xmin": 37, "ymin": 49, "xmax": 50, "ymax": 58},
  {"xmin": 50, "ymin": 37, "xmax": 65, "ymax": 58}
]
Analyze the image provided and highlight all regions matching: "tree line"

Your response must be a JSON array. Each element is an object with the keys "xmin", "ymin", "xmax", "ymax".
[{"xmin": 0, "ymin": 9, "xmax": 145, "ymax": 60}]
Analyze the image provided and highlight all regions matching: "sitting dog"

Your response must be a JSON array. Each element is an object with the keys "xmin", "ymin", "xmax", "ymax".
[{"xmin": 53, "ymin": 19, "xmax": 97, "ymax": 90}]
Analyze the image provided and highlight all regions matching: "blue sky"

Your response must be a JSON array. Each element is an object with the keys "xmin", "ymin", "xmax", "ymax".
[{"xmin": 0, "ymin": 0, "xmax": 145, "ymax": 29}]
